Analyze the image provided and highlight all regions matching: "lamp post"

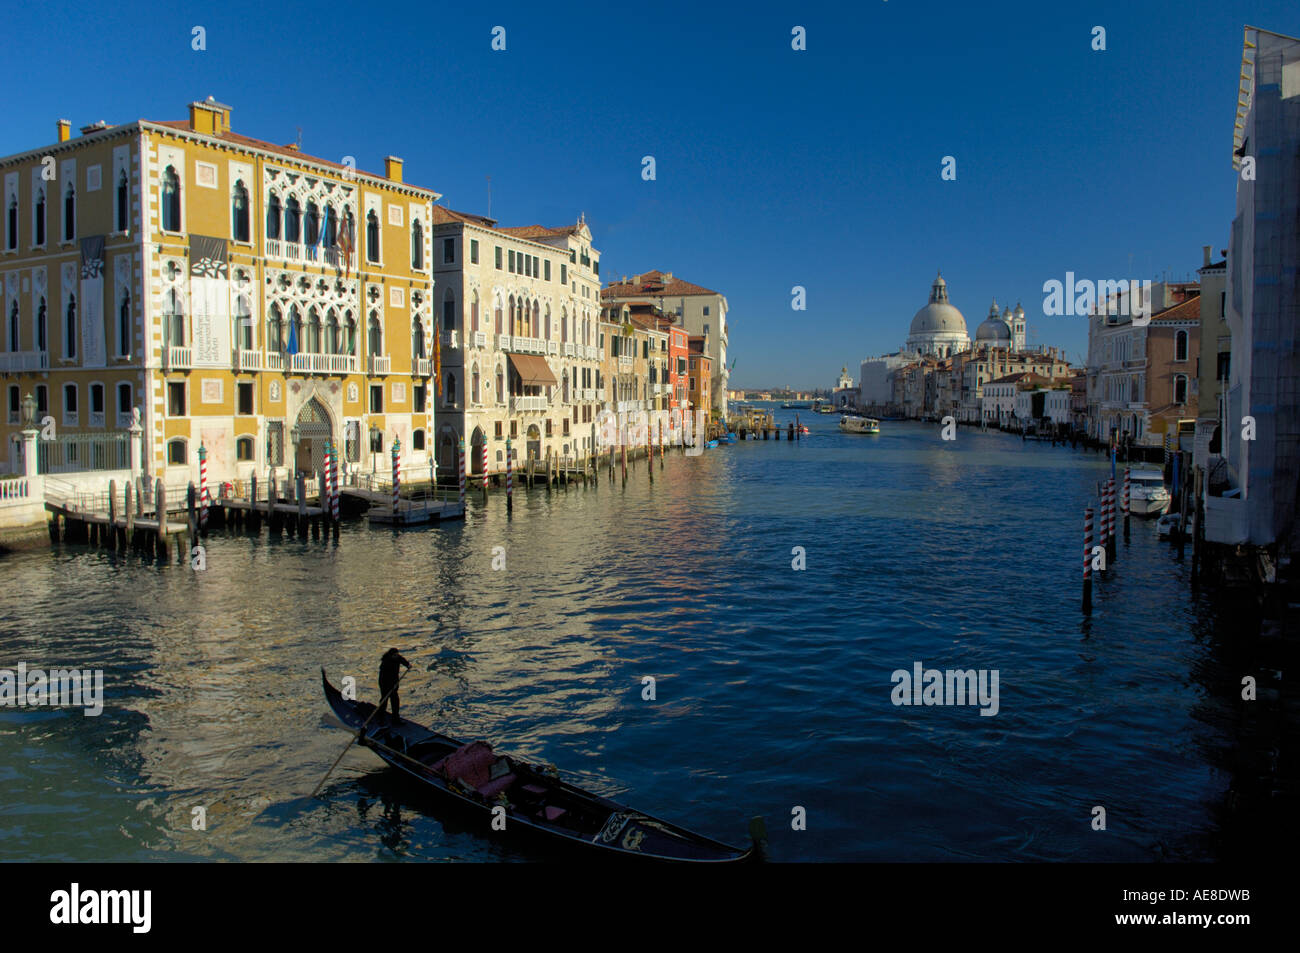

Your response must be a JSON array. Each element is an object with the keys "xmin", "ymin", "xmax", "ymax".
[
  {"xmin": 369, "ymin": 425, "xmax": 381, "ymax": 475},
  {"xmin": 20, "ymin": 392, "xmax": 38, "ymax": 480},
  {"xmin": 21, "ymin": 392, "xmax": 36, "ymax": 429}
]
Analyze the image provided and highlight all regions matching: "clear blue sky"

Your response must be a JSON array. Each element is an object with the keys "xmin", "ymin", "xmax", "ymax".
[{"xmin": 4, "ymin": 0, "xmax": 1295, "ymax": 388}]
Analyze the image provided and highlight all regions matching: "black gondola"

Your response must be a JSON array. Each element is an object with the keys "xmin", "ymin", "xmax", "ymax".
[{"xmin": 320, "ymin": 670, "xmax": 758, "ymax": 862}]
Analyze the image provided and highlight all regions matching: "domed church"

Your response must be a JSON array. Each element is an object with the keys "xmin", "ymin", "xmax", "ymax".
[
  {"xmin": 905, "ymin": 272, "xmax": 970, "ymax": 357},
  {"xmin": 974, "ymin": 300, "xmax": 1027, "ymax": 351}
]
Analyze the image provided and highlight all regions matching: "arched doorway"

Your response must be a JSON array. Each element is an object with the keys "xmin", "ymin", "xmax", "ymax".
[
  {"xmin": 526, "ymin": 424, "xmax": 541, "ymax": 462},
  {"xmin": 293, "ymin": 397, "xmax": 333, "ymax": 475},
  {"xmin": 437, "ymin": 427, "xmax": 459, "ymax": 478},
  {"xmin": 470, "ymin": 427, "xmax": 486, "ymax": 475}
]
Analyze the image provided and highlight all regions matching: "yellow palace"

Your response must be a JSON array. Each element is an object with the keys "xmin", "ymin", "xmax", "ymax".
[{"xmin": 0, "ymin": 98, "xmax": 438, "ymax": 486}]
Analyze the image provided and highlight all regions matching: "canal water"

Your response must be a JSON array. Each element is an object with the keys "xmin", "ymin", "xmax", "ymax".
[{"xmin": 0, "ymin": 412, "xmax": 1240, "ymax": 862}]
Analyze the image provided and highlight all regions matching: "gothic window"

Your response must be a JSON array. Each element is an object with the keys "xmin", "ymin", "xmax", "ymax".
[
  {"xmin": 65, "ymin": 294, "xmax": 77, "ymax": 358},
  {"xmin": 268, "ymin": 304, "xmax": 284, "ymax": 351},
  {"xmin": 161, "ymin": 165, "xmax": 180, "ymax": 232},
  {"xmin": 232, "ymin": 180, "xmax": 250, "ymax": 242},
  {"xmin": 285, "ymin": 196, "xmax": 301, "ymax": 243},
  {"xmin": 118, "ymin": 291, "xmax": 131, "ymax": 357},
  {"xmin": 266, "ymin": 193, "xmax": 282, "ymax": 240},
  {"xmin": 63, "ymin": 182, "xmax": 76, "ymax": 241},
  {"xmin": 366, "ymin": 210, "xmax": 380, "ymax": 263},
  {"xmin": 412, "ymin": 219, "xmax": 424, "ymax": 270},
  {"xmin": 34, "ymin": 186, "xmax": 46, "ymax": 245},
  {"xmin": 115, "ymin": 171, "xmax": 128, "ymax": 232}
]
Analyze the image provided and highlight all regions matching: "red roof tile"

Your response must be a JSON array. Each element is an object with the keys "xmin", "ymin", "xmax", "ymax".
[{"xmin": 602, "ymin": 270, "xmax": 720, "ymax": 298}]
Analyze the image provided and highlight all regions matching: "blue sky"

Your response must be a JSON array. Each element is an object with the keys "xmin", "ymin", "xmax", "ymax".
[{"xmin": 4, "ymin": 0, "xmax": 1295, "ymax": 388}]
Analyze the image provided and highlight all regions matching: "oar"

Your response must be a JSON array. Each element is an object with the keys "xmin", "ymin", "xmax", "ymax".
[{"xmin": 312, "ymin": 664, "xmax": 413, "ymax": 798}]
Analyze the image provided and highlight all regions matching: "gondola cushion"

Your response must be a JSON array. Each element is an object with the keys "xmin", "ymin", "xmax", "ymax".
[{"xmin": 433, "ymin": 741, "xmax": 516, "ymax": 796}]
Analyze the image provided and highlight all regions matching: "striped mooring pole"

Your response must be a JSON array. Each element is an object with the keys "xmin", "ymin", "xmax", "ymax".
[
  {"xmin": 458, "ymin": 437, "xmax": 466, "ymax": 508},
  {"xmin": 198, "ymin": 443, "xmax": 209, "ymax": 530},
  {"xmin": 506, "ymin": 437, "xmax": 513, "ymax": 513},
  {"xmin": 1106, "ymin": 478, "xmax": 1117, "ymax": 561},
  {"xmin": 1083, "ymin": 507, "xmax": 1094, "ymax": 614},
  {"xmin": 482, "ymin": 440, "xmax": 489, "ymax": 500},
  {"xmin": 391, "ymin": 438, "xmax": 401, "ymax": 516},
  {"xmin": 1100, "ymin": 479, "xmax": 1110, "ymax": 553},
  {"xmin": 1122, "ymin": 467, "xmax": 1131, "ymax": 541},
  {"xmin": 329, "ymin": 442, "xmax": 339, "ymax": 524}
]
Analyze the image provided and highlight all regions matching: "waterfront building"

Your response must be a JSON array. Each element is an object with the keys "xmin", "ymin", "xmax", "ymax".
[
  {"xmin": 1085, "ymin": 278, "xmax": 1200, "ymax": 445},
  {"xmin": 858, "ymin": 352, "xmax": 910, "ymax": 412},
  {"xmin": 832, "ymin": 366, "xmax": 858, "ymax": 410},
  {"xmin": 0, "ymin": 99, "xmax": 436, "ymax": 485},
  {"xmin": 602, "ymin": 271, "xmax": 729, "ymax": 417},
  {"xmin": 667, "ymin": 322, "xmax": 689, "ymax": 410},
  {"xmin": 687, "ymin": 336, "xmax": 712, "ymax": 417},
  {"xmin": 905, "ymin": 272, "xmax": 969, "ymax": 357},
  {"xmin": 1194, "ymin": 246, "xmax": 1229, "ymax": 466},
  {"xmin": 947, "ymin": 344, "xmax": 1071, "ymax": 423},
  {"xmin": 430, "ymin": 207, "xmax": 603, "ymax": 472},
  {"xmin": 1206, "ymin": 26, "xmax": 1300, "ymax": 547}
]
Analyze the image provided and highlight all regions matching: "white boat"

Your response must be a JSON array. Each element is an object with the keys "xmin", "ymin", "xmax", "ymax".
[
  {"xmin": 839, "ymin": 415, "xmax": 881, "ymax": 434},
  {"xmin": 1127, "ymin": 469, "xmax": 1170, "ymax": 516},
  {"xmin": 1156, "ymin": 510, "xmax": 1195, "ymax": 539}
]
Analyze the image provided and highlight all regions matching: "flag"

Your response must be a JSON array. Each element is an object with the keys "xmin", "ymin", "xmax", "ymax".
[
  {"xmin": 286, "ymin": 314, "xmax": 299, "ymax": 356},
  {"xmin": 315, "ymin": 204, "xmax": 331, "ymax": 256},
  {"xmin": 434, "ymin": 318, "xmax": 442, "ymax": 395}
]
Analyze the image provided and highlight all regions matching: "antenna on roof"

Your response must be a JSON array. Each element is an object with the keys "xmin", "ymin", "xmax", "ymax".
[
  {"xmin": 486, "ymin": 175, "xmax": 491, "ymax": 219},
  {"xmin": 295, "ymin": 126, "xmax": 302, "ymax": 151}
]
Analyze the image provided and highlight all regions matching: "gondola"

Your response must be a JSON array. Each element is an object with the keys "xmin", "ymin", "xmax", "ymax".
[{"xmin": 320, "ymin": 671, "xmax": 760, "ymax": 862}]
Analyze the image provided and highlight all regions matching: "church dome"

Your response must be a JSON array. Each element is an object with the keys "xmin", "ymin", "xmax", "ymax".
[
  {"xmin": 976, "ymin": 311, "xmax": 1012, "ymax": 342},
  {"xmin": 908, "ymin": 272, "xmax": 968, "ymax": 337}
]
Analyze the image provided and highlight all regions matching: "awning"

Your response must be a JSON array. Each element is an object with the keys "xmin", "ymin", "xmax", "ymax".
[{"xmin": 508, "ymin": 352, "xmax": 558, "ymax": 387}]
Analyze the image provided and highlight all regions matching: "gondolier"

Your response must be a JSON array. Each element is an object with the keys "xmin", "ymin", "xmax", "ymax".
[{"xmin": 378, "ymin": 648, "xmax": 410, "ymax": 719}]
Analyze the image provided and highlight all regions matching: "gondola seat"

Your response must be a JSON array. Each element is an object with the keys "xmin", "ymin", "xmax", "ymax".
[{"xmin": 432, "ymin": 741, "xmax": 516, "ymax": 798}]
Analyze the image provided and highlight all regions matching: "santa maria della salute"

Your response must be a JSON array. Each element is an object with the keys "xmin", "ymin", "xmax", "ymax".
[{"xmin": 904, "ymin": 271, "xmax": 1026, "ymax": 358}]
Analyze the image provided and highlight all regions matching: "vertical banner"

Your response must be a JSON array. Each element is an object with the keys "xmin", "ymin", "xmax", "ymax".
[
  {"xmin": 189, "ymin": 235, "xmax": 231, "ymax": 367},
  {"xmin": 79, "ymin": 236, "xmax": 106, "ymax": 368}
]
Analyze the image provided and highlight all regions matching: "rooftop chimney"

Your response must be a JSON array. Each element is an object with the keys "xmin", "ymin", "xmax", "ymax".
[
  {"xmin": 188, "ymin": 97, "xmax": 231, "ymax": 135},
  {"xmin": 385, "ymin": 156, "xmax": 404, "ymax": 182},
  {"xmin": 79, "ymin": 120, "xmax": 109, "ymax": 136},
  {"xmin": 56, "ymin": 119, "xmax": 71, "ymax": 143},
  {"xmin": 1202, "ymin": 245, "xmax": 1211, "ymax": 266}
]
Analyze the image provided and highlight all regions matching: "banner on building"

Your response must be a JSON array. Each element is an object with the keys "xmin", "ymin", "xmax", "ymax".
[
  {"xmin": 79, "ymin": 236, "xmax": 106, "ymax": 368},
  {"xmin": 189, "ymin": 235, "xmax": 231, "ymax": 367}
]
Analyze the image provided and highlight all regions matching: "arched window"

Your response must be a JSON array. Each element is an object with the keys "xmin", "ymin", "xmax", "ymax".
[
  {"xmin": 63, "ymin": 182, "xmax": 76, "ymax": 241},
  {"xmin": 1173, "ymin": 374, "xmax": 1188, "ymax": 404},
  {"xmin": 284, "ymin": 197, "xmax": 301, "ymax": 243},
  {"xmin": 236, "ymin": 436, "xmax": 255, "ymax": 461},
  {"xmin": 412, "ymin": 429, "xmax": 425, "ymax": 451},
  {"xmin": 508, "ymin": 296, "xmax": 516, "ymax": 335},
  {"xmin": 471, "ymin": 291, "xmax": 480, "ymax": 332},
  {"xmin": 1174, "ymin": 330, "xmax": 1188, "ymax": 362},
  {"xmin": 324, "ymin": 205, "xmax": 336, "ymax": 247},
  {"xmin": 232, "ymin": 180, "xmax": 249, "ymax": 242},
  {"xmin": 562, "ymin": 369, "xmax": 569, "ymax": 403},
  {"xmin": 161, "ymin": 165, "xmax": 180, "ymax": 232},
  {"xmin": 533, "ymin": 301, "xmax": 540, "ymax": 337},
  {"xmin": 115, "ymin": 171, "xmax": 128, "ymax": 232},
  {"xmin": 118, "ymin": 291, "xmax": 131, "ymax": 357},
  {"xmin": 8, "ymin": 300, "xmax": 18, "ymax": 350},
  {"xmin": 305, "ymin": 202, "xmax": 320, "ymax": 246},
  {"xmin": 544, "ymin": 305, "xmax": 551, "ymax": 341},
  {"xmin": 366, "ymin": 210, "xmax": 380, "ymax": 263},
  {"xmin": 34, "ymin": 186, "xmax": 46, "ymax": 245},
  {"xmin": 65, "ymin": 294, "xmax": 77, "ymax": 359},
  {"xmin": 5, "ymin": 196, "xmax": 15, "ymax": 250},
  {"xmin": 495, "ymin": 298, "xmax": 503, "ymax": 334},
  {"xmin": 268, "ymin": 304, "xmax": 284, "ymax": 351},
  {"xmin": 496, "ymin": 365, "xmax": 504, "ymax": 403},
  {"xmin": 288, "ymin": 306, "xmax": 302, "ymax": 352},
  {"xmin": 445, "ymin": 372, "xmax": 456, "ymax": 405},
  {"xmin": 167, "ymin": 437, "xmax": 187, "ymax": 466},
  {"xmin": 235, "ymin": 296, "xmax": 252, "ymax": 351},
  {"xmin": 164, "ymin": 289, "xmax": 184, "ymax": 346},
  {"xmin": 117, "ymin": 382, "xmax": 132, "ymax": 421},
  {"xmin": 411, "ymin": 219, "xmax": 424, "ymax": 270},
  {"xmin": 561, "ymin": 308, "xmax": 568, "ymax": 343},
  {"xmin": 326, "ymin": 310, "xmax": 339, "ymax": 354},
  {"xmin": 266, "ymin": 193, "xmax": 282, "ymax": 240},
  {"xmin": 368, "ymin": 313, "xmax": 382, "ymax": 356},
  {"xmin": 442, "ymin": 291, "xmax": 456, "ymax": 331},
  {"xmin": 307, "ymin": 308, "xmax": 322, "ymax": 353},
  {"xmin": 36, "ymin": 298, "xmax": 46, "ymax": 352},
  {"xmin": 413, "ymin": 320, "xmax": 425, "ymax": 359},
  {"xmin": 471, "ymin": 365, "xmax": 480, "ymax": 404},
  {"xmin": 344, "ymin": 311, "xmax": 356, "ymax": 355}
]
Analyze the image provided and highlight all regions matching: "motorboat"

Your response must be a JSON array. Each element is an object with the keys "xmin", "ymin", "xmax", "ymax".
[
  {"xmin": 1156, "ymin": 510, "xmax": 1196, "ymax": 539},
  {"xmin": 839, "ymin": 415, "xmax": 881, "ymax": 434},
  {"xmin": 1127, "ymin": 468, "xmax": 1170, "ymax": 516}
]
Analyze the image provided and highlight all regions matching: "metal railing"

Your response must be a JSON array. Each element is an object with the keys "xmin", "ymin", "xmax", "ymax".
[
  {"xmin": 368, "ymin": 355, "xmax": 392, "ymax": 375},
  {"xmin": 37, "ymin": 433, "xmax": 130, "ymax": 474},
  {"xmin": 0, "ymin": 351, "xmax": 48, "ymax": 372},
  {"xmin": 164, "ymin": 346, "xmax": 193, "ymax": 370}
]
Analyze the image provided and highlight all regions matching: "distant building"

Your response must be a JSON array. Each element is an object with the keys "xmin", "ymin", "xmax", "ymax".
[
  {"xmin": 906, "ymin": 272, "xmax": 970, "ymax": 357},
  {"xmin": 832, "ymin": 366, "xmax": 857, "ymax": 410}
]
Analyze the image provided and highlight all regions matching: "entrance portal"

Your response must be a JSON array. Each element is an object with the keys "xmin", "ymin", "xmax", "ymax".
[{"xmin": 293, "ymin": 397, "xmax": 333, "ymax": 477}]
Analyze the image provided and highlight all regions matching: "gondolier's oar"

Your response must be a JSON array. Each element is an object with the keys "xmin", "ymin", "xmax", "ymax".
[{"xmin": 312, "ymin": 665, "xmax": 413, "ymax": 798}]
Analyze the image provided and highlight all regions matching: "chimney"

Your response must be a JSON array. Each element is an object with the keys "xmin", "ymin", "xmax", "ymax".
[
  {"xmin": 80, "ymin": 120, "xmax": 109, "ymax": 136},
  {"xmin": 56, "ymin": 119, "xmax": 71, "ymax": 143},
  {"xmin": 385, "ymin": 156, "xmax": 404, "ymax": 182},
  {"xmin": 1202, "ymin": 245, "xmax": 1211, "ymax": 266},
  {"xmin": 188, "ymin": 97, "xmax": 231, "ymax": 135}
]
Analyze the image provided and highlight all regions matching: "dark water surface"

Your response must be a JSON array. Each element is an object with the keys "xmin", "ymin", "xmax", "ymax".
[{"xmin": 0, "ymin": 414, "xmax": 1238, "ymax": 861}]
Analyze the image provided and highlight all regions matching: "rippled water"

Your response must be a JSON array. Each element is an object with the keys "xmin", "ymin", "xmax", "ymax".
[{"xmin": 0, "ymin": 413, "xmax": 1238, "ymax": 861}]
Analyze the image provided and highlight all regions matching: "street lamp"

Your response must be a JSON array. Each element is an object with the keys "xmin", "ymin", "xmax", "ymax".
[{"xmin": 21, "ymin": 392, "xmax": 36, "ymax": 429}]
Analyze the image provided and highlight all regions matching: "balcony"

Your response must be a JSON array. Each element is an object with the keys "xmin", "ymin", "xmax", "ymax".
[
  {"xmin": 89, "ymin": 411, "xmax": 105, "ymax": 428},
  {"xmin": 164, "ymin": 346, "xmax": 193, "ymax": 370},
  {"xmin": 442, "ymin": 330, "xmax": 459, "ymax": 349},
  {"xmin": 618, "ymin": 355, "xmax": 634, "ymax": 368},
  {"xmin": 116, "ymin": 412, "xmax": 134, "ymax": 429},
  {"xmin": 583, "ymin": 388, "xmax": 594, "ymax": 401},
  {"xmin": 368, "ymin": 355, "xmax": 392, "ymax": 376},
  {"xmin": 563, "ymin": 342, "xmax": 575, "ymax": 357},
  {"xmin": 0, "ymin": 350, "xmax": 49, "ymax": 372},
  {"xmin": 233, "ymin": 349, "xmax": 263, "ymax": 372},
  {"xmin": 415, "ymin": 358, "xmax": 432, "ymax": 377},
  {"xmin": 547, "ymin": 341, "xmax": 558, "ymax": 355},
  {"xmin": 265, "ymin": 352, "xmax": 285, "ymax": 371},
  {"xmin": 596, "ymin": 388, "xmax": 606, "ymax": 401},
  {"xmin": 472, "ymin": 331, "xmax": 487, "ymax": 348},
  {"xmin": 290, "ymin": 352, "xmax": 359, "ymax": 375},
  {"xmin": 496, "ymin": 334, "xmax": 513, "ymax": 351},
  {"xmin": 508, "ymin": 336, "xmax": 546, "ymax": 356},
  {"xmin": 511, "ymin": 395, "xmax": 547, "ymax": 412},
  {"xmin": 264, "ymin": 238, "xmax": 356, "ymax": 272},
  {"xmin": 585, "ymin": 345, "xmax": 598, "ymax": 360}
]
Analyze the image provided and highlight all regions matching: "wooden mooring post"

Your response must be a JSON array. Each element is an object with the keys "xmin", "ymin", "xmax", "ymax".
[{"xmin": 1083, "ymin": 507, "xmax": 1094, "ymax": 614}]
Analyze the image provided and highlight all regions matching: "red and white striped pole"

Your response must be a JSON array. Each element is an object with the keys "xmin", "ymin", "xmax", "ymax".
[
  {"xmin": 1106, "ymin": 478, "xmax": 1116, "ymax": 560},
  {"xmin": 481, "ymin": 440, "xmax": 488, "ymax": 499},
  {"xmin": 457, "ymin": 437, "xmax": 465, "ymax": 508},
  {"xmin": 198, "ymin": 443, "xmax": 209, "ymax": 530},
  {"xmin": 332, "ymin": 443, "xmax": 340, "ymax": 522},
  {"xmin": 1122, "ymin": 467, "xmax": 1131, "ymax": 541},
  {"xmin": 506, "ymin": 437, "xmax": 513, "ymax": 513},
  {"xmin": 391, "ymin": 438, "xmax": 401, "ymax": 515},
  {"xmin": 1083, "ymin": 507, "xmax": 1094, "ymax": 614}
]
